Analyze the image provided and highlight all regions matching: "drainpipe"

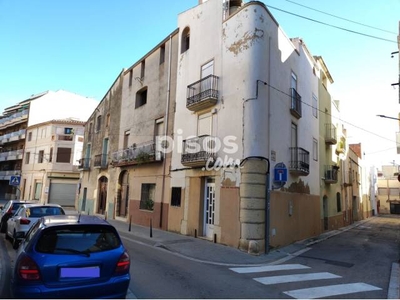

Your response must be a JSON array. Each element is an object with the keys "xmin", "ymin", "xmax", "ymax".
[{"xmin": 159, "ymin": 34, "xmax": 173, "ymax": 228}]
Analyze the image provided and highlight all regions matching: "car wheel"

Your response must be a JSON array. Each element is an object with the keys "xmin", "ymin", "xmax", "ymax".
[{"xmin": 12, "ymin": 231, "xmax": 20, "ymax": 249}]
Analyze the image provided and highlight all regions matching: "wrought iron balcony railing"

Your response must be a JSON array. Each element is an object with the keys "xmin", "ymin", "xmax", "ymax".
[
  {"xmin": 111, "ymin": 141, "xmax": 162, "ymax": 167},
  {"xmin": 290, "ymin": 88, "xmax": 302, "ymax": 119},
  {"xmin": 181, "ymin": 135, "xmax": 217, "ymax": 167},
  {"xmin": 324, "ymin": 165, "xmax": 339, "ymax": 184},
  {"xmin": 186, "ymin": 75, "xmax": 219, "ymax": 111},
  {"xmin": 78, "ymin": 158, "xmax": 91, "ymax": 170},
  {"xmin": 325, "ymin": 123, "xmax": 337, "ymax": 145},
  {"xmin": 289, "ymin": 147, "xmax": 309, "ymax": 176},
  {"xmin": 94, "ymin": 154, "xmax": 108, "ymax": 169}
]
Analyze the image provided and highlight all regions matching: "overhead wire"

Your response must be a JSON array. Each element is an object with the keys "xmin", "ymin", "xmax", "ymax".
[
  {"xmin": 265, "ymin": 81, "xmax": 400, "ymax": 146},
  {"xmin": 264, "ymin": 4, "xmax": 398, "ymax": 44},
  {"xmin": 283, "ymin": 0, "xmax": 398, "ymax": 35}
]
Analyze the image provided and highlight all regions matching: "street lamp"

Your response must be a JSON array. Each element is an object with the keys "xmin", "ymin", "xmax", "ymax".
[{"xmin": 376, "ymin": 114, "xmax": 400, "ymax": 121}]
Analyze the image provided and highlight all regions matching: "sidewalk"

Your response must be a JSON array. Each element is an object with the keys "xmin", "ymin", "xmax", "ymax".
[{"xmin": 66, "ymin": 209, "xmax": 375, "ymax": 266}]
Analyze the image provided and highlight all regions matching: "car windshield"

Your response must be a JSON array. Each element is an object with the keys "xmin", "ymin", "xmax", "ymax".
[{"xmin": 36, "ymin": 225, "xmax": 121, "ymax": 254}]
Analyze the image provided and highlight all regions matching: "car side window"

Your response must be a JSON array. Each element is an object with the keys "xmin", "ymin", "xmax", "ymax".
[
  {"xmin": 24, "ymin": 220, "xmax": 41, "ymax": 245},
  {"xmin": 3, "ymin": 201, "xmax": 11, "ymax": 212},
  {"xmin": 14, "ymin": 206, "xmax": 23, "ymax": 217}
]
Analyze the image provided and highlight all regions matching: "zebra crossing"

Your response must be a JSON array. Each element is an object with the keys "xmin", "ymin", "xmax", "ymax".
[{"xmin": 229, "ymin": 263, "xmax": 382, "ymax": 299}]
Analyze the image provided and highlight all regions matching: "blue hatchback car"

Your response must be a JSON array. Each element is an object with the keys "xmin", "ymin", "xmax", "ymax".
[{"xmin": 11, "ymin": 214, "xmax": 131, "ymax": 299}]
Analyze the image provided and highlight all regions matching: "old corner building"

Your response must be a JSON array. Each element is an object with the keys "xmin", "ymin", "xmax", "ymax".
[{"xmin": 76, "ymin": 0, "xmax": 374, "ymax": 255}]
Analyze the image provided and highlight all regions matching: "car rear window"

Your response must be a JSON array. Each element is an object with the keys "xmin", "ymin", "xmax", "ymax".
[
  {"xmin": 26, "ymin": 207, "xmax": 65, "ymax": 218},
  {"xmin": 36, "ymin": 225, "xmax": 121, "ymax": 254}
]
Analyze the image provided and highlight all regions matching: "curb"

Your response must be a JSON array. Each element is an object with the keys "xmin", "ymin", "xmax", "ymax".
[{"xmin": 388, "ymin": 262, "xmax": 400, "ymax": 299}]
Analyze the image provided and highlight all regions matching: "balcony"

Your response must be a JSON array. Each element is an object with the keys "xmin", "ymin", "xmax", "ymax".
[
  {"xmin": 78, "ymin": 158, "xmax": 91, "ymax": 170},
  {"xmin": 336, "ymin": 139, "xmax": 346, "ymax": 155},
  {"xmin": 181, "ymin": 135, "xmax": 217, "ymax": 167},
  {"xmin": 0, "ymin": 170, "xmax": 21, "ymax": 180},
  {"xmin": 111, "ymin": 141, "xmax": 162, "ymax": 167},
  {"xmin": 325, "ymin": 124, "xmax": 337, "ymax": 145},
  {"xmin": 0, "ymin": 109, "xmax": 28, "ymax": 128},
  {"xmin": 94, "ymin": 154, "xmax": 108, "ymax": 169},
  {"xmin": 0, "ymin": 149, "xmax": 24, "ymax": 161},
  {"xmin": 186, "ymin": 75, "xmax": 219, "ymax": 111},
  {"xmin": 324, "ymin": 165, "xmax": 339, "ymax": 184},
  {"xmin": 290, "ymin": 88, "xmax": 302, "ymax": 119},
  {"xmin": 289, "ymin": 147, "xmax": 309, "ymax": 176}
]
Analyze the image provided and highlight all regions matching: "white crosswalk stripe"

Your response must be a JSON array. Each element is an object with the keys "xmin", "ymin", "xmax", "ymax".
[
  {"xmin": 284, "ymin": 282, "xmax": 382, "ymax": 299},
  {"xmin": 229, "ymin": 264, "xmax": 310, "ymax": 274},
  {"xmin": 229, "ymin": 263, "xmax": 382, "ymax": 299},
  {"xmin": 254, "ymin": 272, "xmax": 341, "ymax": 285}
]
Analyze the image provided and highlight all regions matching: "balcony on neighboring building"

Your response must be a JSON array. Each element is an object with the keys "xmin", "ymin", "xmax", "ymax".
[
  {"xmin": 0, "ymin": 109, "xmax": 28, "ymax": 129},
  {"xmin": 0, "ymin": 170, "xmax": 21, "ymax": 180},
  {"xmin": 78, "ymin": 158, "xmax": 91, "ymax": 170},
  {"xmin": 111, "ymin": 141, "xmax": 162, "ymax": 167},
  {"xmin": 324, "ymin": 165, "xmax": 339, "ymax": 184},
  {"xmin": 336, "ymin": 139, "xmax": 346, "ymax": 155},
  {"xmin": 290, "ymin": 88, "xmax": 302, "ymax": 119},
  {"xmin": 186, "ymin": 75, "xmax": 219, "ymax": 111},
  {"xmin": 325, "ymin": 123, "xmax": 337, "ymax": 145},
  {"xmin": 93, "ymin": 154, "xmax": 108, "ymax": 169},
  {"xmin": 289, "ymin": 147, "xmax": 309, "ymax": 175},
  {"xmin": 0, "ymin": 149, "xmax": 24, "ymax": 162},
  {"xmin": 181, "ymin": 135, "xmax": 217, "ymax": 167}
]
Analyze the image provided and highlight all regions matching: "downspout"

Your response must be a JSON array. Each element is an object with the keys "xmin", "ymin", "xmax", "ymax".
[
  {"xmin": 266, "ymin": 36, "xmax": 272, "ymax": 254},
  {"xmin": 159, "ymin": 34, "xmax": 173, "ymax": 228}
]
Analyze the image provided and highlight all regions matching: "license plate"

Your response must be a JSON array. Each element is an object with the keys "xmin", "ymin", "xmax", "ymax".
[{"xmin": 60, "ymin": 266, "xmax": 100, "ymax": 278}]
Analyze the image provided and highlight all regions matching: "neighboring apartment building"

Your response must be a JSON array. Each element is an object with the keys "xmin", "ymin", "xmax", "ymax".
[
  {"xmin": 78, "ymin": 30, "xmax": 178, "ymax": 228},
  {"xmin": 78, "ymin": 71, "xmax": 124, "ymax": 218},
  {"xmin": 0, "ymin": 90, "xmax": 98, "ymax": 201},
  {"xmin": 21, "ymin": 120, "xmax": 86, "ymax": 206},
  {"xmin": 376, "ymin": 164, "xmax": 400, "ymax": 214},
  {"xmin": 0, "ymin": 92, "xmax": 48, "ymax": 200},
  {"xmin": 315, "ymin": 56, "xmax": 345, "ymax": 231},
  {"xmin": 341, "ymin": 143, "xmax": 373, "ymax": 223}
]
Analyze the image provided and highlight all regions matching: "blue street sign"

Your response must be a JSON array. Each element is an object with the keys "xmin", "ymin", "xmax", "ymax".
[
  {"xmin": 9, "ymin": 175, "xmax": 21, "ymax": 186},
  {"xmin": 274, "ymin": 163, "xmax": 288, "ymax": 183}
]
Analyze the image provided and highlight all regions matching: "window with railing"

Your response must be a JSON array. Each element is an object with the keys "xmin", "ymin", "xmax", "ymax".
[
  {"xmin": 186, "ymin": 75, "xmax": 219, "ymax": 109},
  {"xmin": 289, "ymin": 147, "xmax": 309, "ymax": 174},
  {"xmin": 290, "ymin": 88, "xmax": 302, "ymax": 118}
]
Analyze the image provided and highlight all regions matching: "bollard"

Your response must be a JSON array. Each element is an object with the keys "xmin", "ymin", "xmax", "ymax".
[
  {"xmin": 213, "ymin": 233, "xmax": 217, "ymax": 243},
  {"xmin": 150, "ymin": 219, "xmax": 153, "ymax": 238},
  {"xmin": 128, "ymin": 215, "xmax": 132, "ymax": 232},
  {"xmin": 87, "ymin": 209, "xmax": 90, "ymax": 215},
  {"xmin": 194, "ymin": 229, "xmax": 197, "ymax": 238},
  {"xmin": 105, "ymin": 211, "xmax": 107, "ymax": 220}
]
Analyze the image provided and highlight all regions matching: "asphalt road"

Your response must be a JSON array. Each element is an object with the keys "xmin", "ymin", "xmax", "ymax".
[{"xmin": 1, "ymin": 214, "xmax": 399, "ymax": 298}]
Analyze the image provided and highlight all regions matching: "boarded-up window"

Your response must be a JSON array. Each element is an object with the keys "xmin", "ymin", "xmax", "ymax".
[{"xmin": 56, "ymin": 147, "xmax": 71, "ymax": 163}]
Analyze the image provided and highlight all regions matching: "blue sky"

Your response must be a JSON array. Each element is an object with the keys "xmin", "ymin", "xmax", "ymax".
[{"xmin": 1, "ymin": 0, "xmax": 399, "ymax": 166}]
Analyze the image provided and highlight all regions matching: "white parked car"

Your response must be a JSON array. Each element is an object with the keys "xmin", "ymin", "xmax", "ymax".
[{"xmin": 6, "ymin": 204, "xmax": 65, "ymax": 249}]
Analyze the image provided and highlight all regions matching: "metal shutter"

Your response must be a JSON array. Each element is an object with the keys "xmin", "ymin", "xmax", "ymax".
[{"xmin": 48, "ymin": 183, "xmax": 76, "ymax": 207}]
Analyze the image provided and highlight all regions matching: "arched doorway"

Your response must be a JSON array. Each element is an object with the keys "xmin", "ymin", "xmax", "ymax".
[
  {"xmin": 97, "ymin": 176, "xmax": 108, "ymax": 214},
  {"xmin": 116, "ymin": 171, "xmax": 129, "ymax": 217}
]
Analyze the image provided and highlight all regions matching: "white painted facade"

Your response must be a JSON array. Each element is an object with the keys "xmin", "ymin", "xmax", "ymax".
[
  {"xmin": 28, "ymin": 90, "xmax": 98, "ymax": 127},
  {"xmin": 171, "ymin": 0, "xmax": 322, "ymax": 252}
]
